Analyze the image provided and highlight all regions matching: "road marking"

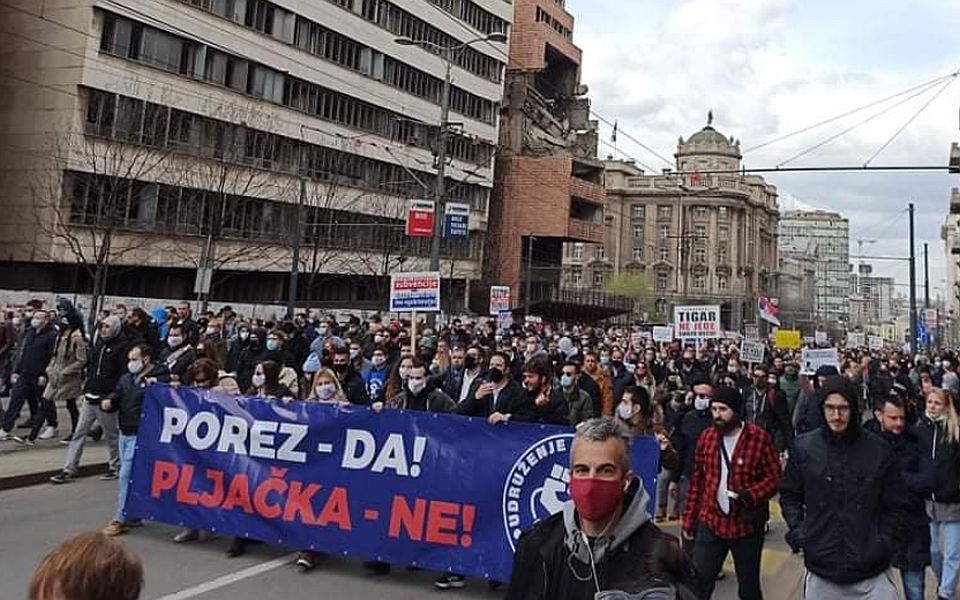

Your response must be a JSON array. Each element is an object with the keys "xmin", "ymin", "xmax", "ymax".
[{"xmin": 155, "ymin": 553, "xmax": 297, "ymax": 600}]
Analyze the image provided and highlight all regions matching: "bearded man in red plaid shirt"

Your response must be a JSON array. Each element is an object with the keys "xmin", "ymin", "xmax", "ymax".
[{"xmin": 681, "ymin": 386, "xmax": 781, "ymax": 599}]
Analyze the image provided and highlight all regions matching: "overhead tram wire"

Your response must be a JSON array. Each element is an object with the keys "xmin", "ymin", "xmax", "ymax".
[
  {"xmin": 773, "ymin": 76, "xmax": 954, "ymax": 168},
  {"xmin": 743, "ymin": 69, "xmax": 960, "ymax": 154}
]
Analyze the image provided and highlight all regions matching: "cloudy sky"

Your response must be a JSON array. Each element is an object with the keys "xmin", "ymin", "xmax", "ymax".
[{"xmin": 567, "ymin": 0, "xmax": 959, "ymax": 301}]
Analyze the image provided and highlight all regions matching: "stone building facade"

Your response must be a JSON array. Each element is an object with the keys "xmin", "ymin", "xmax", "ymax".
[{"xmin": 562, "ymin": 117, "xmax": 780, "ymax": 331}]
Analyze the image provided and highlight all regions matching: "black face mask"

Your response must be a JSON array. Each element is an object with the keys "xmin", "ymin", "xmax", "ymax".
[
  {"xmin": 332, "ymin": 363, "xmax": 348, "ymax": 374},
  {"xmin": 611, "ymin": 360, "xmax": 623, "ymax": 370},
  {"xmin": 464, "ymin": 356, "xmax": 477, "ymax": 370},
  {"xmin": 489, "ymin": 368, "xmax": 504, "ymax": 383}
]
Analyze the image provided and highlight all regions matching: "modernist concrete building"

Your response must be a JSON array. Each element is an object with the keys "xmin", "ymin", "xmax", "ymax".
[
  {"xmin": 481, "ymin": 0, "xmax": 616, "ymax": 319},
  {"xmin": 848, "ymin": 264, "xmax": 894, "ymax": 328},
  {"xmin": 0, "ymin": 0, "xmax": 509, "ymax": 311},
  {"xmin": 779, "ymin": 210, "xmax": 850, "ymax": 324},
  {"xmin": 562, "ymin": 117, "xmax": 780, "ymax": 331}
]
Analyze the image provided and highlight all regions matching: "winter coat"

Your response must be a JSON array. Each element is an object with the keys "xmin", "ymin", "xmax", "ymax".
[
  {"xmin": 779, "ymin": 426, "xmax": 910, "ymax": 584},
  {"xmin": 506, "ymin": 482, "xmax": 700, "ymax": 600},
  {"xmin": 339, "ymin": 369, "xmax": 370, "ymax": 405},
  {"xmin": 43, "ymin": 329, "xmax": 87, "ymax": 402},
  {"xmin": 916, "ymin": 415, "xmax": 960, "ymax": 521},
  {"xmin": 454, "ymin": 378, "xmax": 525, "ymax": 418},
  {"xmin": 13, "ymin": 324, "xmax": 57, "ymax": 378},
  {"xmin": 744, "ymin": 385, "xmax": 793, "ymax": 452},
  {"xmin": 82, "ymin": 333, "xmax": 128, "ymax": 401},
  {"xmin": 511, "ymin": 388, "xmax": 570, "ymax": 426},
  {"xmin": 671, "ymin": 408, "xmax": 712, "ymax": 479},
  {"xmin": 362, "ymin": 362, "xmax": 391, "ymax": 404},
  {"xmin": 160, "ymin": 344, "xmax": 196, "ymax": 380},
  {"xmin": 562, "ymin": 387, "xmax": 594, "ymax": 426},
  {"xmin": 388, "ymin": 385, "xmax": 456, "ymax": 413},
  {"xmin": 115, "ymin": 362, "xmax": 170, "ymax": 435}
]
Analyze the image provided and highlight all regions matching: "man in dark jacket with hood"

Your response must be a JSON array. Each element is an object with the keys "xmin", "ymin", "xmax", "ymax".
[
  {"xmin": 793, "ymin": 364, "xmax": 839, "ymax": 435},
  {"xmin": 489, "ymin": 357, "xmax": 569, "ymax": 426},
  {"xmin": 780, "ymin": 375, "xmax": 910, "ymax": 598},
  {"xmin": 0, "ymin": 308, "xmax": 56, "ymax": 437},
  {"xmin": 864, "ymin": 393, "xmax": 933, "ymax": 600},
  {"xmin": 507, "ymin": 417, "xmax": 699, "ymax": 599}
]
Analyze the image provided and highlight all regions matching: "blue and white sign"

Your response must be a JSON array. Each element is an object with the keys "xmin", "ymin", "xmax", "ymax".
[
  {"xmin": 389, "ymin": 271, "xmax": 441, "ymax": 312},
  {"xmin": 443, "ymin": 202, "xmax": 470, "ymax": 238}
]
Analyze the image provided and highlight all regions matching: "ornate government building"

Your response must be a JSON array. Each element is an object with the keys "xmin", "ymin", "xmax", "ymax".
[{"xmin": 562, "ymin": 116, "xmax": 780, "ymax": 331}]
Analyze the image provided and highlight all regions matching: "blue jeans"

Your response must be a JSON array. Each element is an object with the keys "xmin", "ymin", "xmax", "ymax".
[
  {"xmin": 899, "ymin": 568, "xmax": 924, "ymax": 600},
  {"xmin": 115, "ymin": 433, "xmax": 137, "ymax": 523},
  {"xmin": 930, "ymin": 520, "xmax": 960, "ymax": 598}
]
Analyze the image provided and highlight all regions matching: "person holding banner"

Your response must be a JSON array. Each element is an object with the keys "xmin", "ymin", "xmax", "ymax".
[
  {"xmin": 506, "ymin": 418, "xmax": 699, "ymax": 600},
  {"xmin": 305, "ymin": 367, "xmax": 348, "ymax": 404},
  {"xmin": 489, "ymin": 357, "xmax": 568, "ymax": 426},
  {"xmin": 453, "ymin": 352, "xmax": 524, "ymax": 419}
]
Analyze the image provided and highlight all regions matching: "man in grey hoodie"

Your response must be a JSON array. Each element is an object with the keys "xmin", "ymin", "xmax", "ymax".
[{"xmin": 506, "ymin": 418, "xmax": 700, "ymax": 599}]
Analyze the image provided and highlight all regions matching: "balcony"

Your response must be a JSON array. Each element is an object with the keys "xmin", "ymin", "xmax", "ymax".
[
  {"xmin": 568, "ymin": 218, "xmax": 604, "ymax": 243},
  {"xmin": 570, "ymin": 177, "xmax": 605, "ymax": 205},
  {"xmin": 524, "ymin": 286, "xmax": 633, "ymax": 321},
  {"xmin": 623, "ymin": 174, "xmax": 753, "ymax": 197}
]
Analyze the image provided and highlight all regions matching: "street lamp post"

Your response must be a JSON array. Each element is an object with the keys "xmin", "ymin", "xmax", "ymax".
[{"xmin": 395, "ymin": 32, "xmax": 506, "ymax": 322}]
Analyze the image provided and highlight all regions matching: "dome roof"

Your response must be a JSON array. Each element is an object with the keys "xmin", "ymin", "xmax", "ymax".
[
  {"xmin": 686, "ymin": 125, "xmax": 730, "ymax": 146},
  {"xmin": 677, "ymin": 112, "xmax": 741, "ymax": 157}
]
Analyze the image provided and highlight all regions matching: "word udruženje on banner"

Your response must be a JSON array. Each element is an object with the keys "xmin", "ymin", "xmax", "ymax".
[{"xmin": 126, "ymin": 385, "xmax": 660, "ymax": 582}]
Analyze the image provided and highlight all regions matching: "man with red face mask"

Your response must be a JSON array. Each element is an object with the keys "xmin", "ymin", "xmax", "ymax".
[{"xmin": 506, "ymin": 418, "xmax": 700, "ymax": 599}]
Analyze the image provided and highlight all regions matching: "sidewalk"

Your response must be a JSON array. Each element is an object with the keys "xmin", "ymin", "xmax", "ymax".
[{"xmin": 0, "ymin": 398, "xmax": 110, "ymax": 489}]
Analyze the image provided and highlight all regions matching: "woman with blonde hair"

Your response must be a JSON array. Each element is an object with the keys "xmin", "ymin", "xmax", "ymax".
[
  {"xmin": 920, "ymin": 387, "xmax": 960, "ymax": 600},
  {"xmin": 306, "ymin": 368, "xmax": 347, "ymax": 404}
]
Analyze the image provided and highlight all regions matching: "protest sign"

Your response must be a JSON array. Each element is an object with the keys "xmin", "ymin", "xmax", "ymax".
[
  {"xmin": 405, "ymin": 199, "xmax": 435, "ymax": 237},
  {"xmin": 744, "ymin": 324, "xmax": 759, "ymax": 340},
  {"xmin": 815, "ymin": 330, "xmax": 828, "ymax": 346},
  {"xmin": 128, "ymin": 387, "xmax": 660, "ymax": 582},
  {"xmin": 846, "ymin": 332, "xmax": 866, "ymax": 348},
  {"xmin": 800, "ymin": 347, "xmax": 839, "ymax": 375},
  {"xmin": 868, "ymin": 335, "xmax": 884, "ymax": 351},
  {"xmin": 489, "ymin": 286, "xmax": 511, "ymax": 316},
  {"xmin": 390, "ymin": 272, "xmax": 440, "ymax": 312},
  {"xmin": 740, "ymin": 340, "xmax": 765, "ymax": 364},
  {"xmin": 673, "ymin": 305, "xmax": 721, "ymax": 340},
  {"xmin": 652, "ymin": 326, "xmax": 674, "ymax": 343},
  {"xmin": 443, "ymin": 202, "xmax": 470, "ymax": 238},
  {"xmin": 773, "ymin": 329, "xmax": 802, "ymax": 350}
]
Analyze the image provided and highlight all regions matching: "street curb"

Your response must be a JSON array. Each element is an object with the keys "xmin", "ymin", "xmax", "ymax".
[{"xmin": 0, "ymin": 462, "xmax": 110, "ymax": 491}]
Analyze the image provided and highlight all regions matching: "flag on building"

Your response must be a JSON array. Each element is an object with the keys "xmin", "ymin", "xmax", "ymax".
[
  {"xmin": 611, "ymin": 121, "xmax": 618, "ymax": 143},
  {"xmin": 757, "ymin": 296, "xmax": 781, "ymax": 326}
]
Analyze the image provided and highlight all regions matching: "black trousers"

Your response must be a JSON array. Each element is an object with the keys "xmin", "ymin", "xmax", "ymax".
[{"xmin": 692, "ymin": 523, "xmax": 764, "ymax": 600}]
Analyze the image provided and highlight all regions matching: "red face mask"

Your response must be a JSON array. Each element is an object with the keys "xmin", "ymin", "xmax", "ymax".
[{"xmin": 569, "ymin": 477, "xmax": 625, "ymax": 521}]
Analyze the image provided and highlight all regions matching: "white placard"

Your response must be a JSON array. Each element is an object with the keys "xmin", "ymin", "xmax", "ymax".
[
  {"xmin": 389, "ymin": 271, "xmax": 441, "ymax": 313},
  {"xmin": 800, "ymin": 347, "xmax": 839, "ymax": 375},
  {"xmin": 740, "ymin": 339, "xmax": 765, "ymax": 364},
  {"xmin": 868, "ymin": 335, "xmax": 884, "ymax": 351},
  {"xmin": 652, "ymin": 326, "xmax": 674, "ymax": 343},
  {"xmin": 673, "ymin": 305, "xmax": 721, "ymax": 340},
  {"xmin": 847, "ymin": 332, "xmax": 865, "ymax": 348}
]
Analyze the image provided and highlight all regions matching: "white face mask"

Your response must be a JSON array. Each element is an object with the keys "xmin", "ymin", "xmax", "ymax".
[
  {"xmin": 239, "ymin": 331, "xmax": 250, "ymax": 340},
  {"xmin": 372, "ymin": 355, "xmax": 386, "ymax": 367},
  {"xmin": 694, "ymin": 396, "xmax": 711, "ymax": 411},
  {"xmin": 252, "ymin": 373, "xmax": 266, "ymax": 388},
  {"xmin": 315, "ymin": 383, "xmax": 337, "ymax": 401},
  {"xmin": 408, "ymin": 377, "xmax": 427, "ymax": 395},
  {"xmin": 616, "ymin": 401, "xmax": 636, "ymax": 420},
  {"xmin": 128, "ymin": 360, "xmax": 143, "ymax": 374},
  {"xmin": 168, "ymin": 336, "xmax": 183, "ymax": 348}
]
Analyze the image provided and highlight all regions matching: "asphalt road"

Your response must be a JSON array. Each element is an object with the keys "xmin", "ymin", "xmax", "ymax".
[{"xmin": 2, "ymin": 476, "xmax": 806, "ymax": 599}]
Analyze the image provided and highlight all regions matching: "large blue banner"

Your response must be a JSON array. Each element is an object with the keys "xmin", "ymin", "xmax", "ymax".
[{"xmin": 128, "ymin": 386, "xmax": 659, "ymax": 582}]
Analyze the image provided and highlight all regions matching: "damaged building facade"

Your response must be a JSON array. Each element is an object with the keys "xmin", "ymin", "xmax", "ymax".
[{"xmin": 481, "ymin": 0, "xmax": 625, "ymax": 319}]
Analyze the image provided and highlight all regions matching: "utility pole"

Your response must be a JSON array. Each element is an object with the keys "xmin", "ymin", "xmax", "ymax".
[
  {"xmin": 909, "ymin": 203, "xmax": 917, "ymax": 355},
  {"xmin": 287, "ymin": 176, "xmax": 306, "ymax": 319},
  {"xmin": 524, "ymin": 236, "xmax": 535, "ymax": 317},
  {"xmin": 924, "ymin": 242, "xmax": 931, "ymax": 352}
]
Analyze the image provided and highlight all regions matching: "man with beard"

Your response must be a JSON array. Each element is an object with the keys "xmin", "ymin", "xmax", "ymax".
[
  {"xmin": 780, "ymin": 376, "xmax": 908, "ymax": 599},
  {"xmin": 489, "ymin": 357, "xmax": 568, "ymax": 426},
  {"xmin": 863, "ymin": 394, "xmax": 933, "ymax": 600},
  {"xmin": 454, "ymin": 352, "xmax": 524, "ymax": 418},
  {"xmin": 332, "ymin": 347, "xmax": 369, "ymax": 405},
  {"xmin": 681, "ymin": 386, "xmax": 781, "ymax": 599}
]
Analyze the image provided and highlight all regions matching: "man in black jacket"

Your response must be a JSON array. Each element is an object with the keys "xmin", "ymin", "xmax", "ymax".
[
  {"xmin": 743, "ymin": 364, "xmax": 793, "ymax": 452},
  {"xmin": 102, "ymin": 343, "xmax": 170, "ymax": 536},
  {"xmin": 489, "ymin": 357, "xmax": 568, "ymax": 426},
  {"xmin": 332, "ymin": 347, "xmax": 369, "ymax": 405},
  {"xmin": 0, "ymin": 309, "xmax": 56, "ymax": 437},
  {"xmin": 670, "ymin": 377, "xmax": 714, "ymax": 531},
  {"xmin": 52, "ymin": 315, "xmax": 127, "ymax": 483},
  {"xmin": 506, "ymin": 417, "xmax": 699, "ymax": 599},
  {"xmin": 780, "ymin": 375, "xmax": 909, "ymax": 598},
  {"xmin": 864, "ymin": 394, "xmax": 933, "ymax": 600},
  {"xmin": 454, "ymin": 352, "xmax": 524, "ymax": 418}
]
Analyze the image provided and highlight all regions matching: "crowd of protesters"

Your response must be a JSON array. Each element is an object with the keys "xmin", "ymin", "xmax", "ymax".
[{"xmin": 5, "ymin": 296, "xmax": 960, "ymax": 598}]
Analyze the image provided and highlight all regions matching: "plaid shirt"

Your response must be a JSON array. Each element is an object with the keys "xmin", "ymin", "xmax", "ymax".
[{"xmin": 682, "ymin": 422, "xmax": 781, "ymax": 540}]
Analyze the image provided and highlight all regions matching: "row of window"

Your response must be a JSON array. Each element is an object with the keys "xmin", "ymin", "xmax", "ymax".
[
  {"xmin": 570, "ymin": 239, "xmax": 731, "ymax": 265},
  {"xmin": 424, "ymin": 0, "xmax": 509, "ymax": 36},
  {"xmin": 82, "ymin": 88, "xmax": 489, "ymax": 212},
  {"xmin": 179, "ymin": 0, "xmax": 503, "ymax": 114},
  {"xmin": 638, "ymin": 204, "xmax": 732, "ymax": 221},
  {"xmin": 566, "ymin": 268, "xmax": 729, "ymax": 292},
  {"xmin": 65, "ymin": 170, "xmax": 477, "ymax": 259},
  {"xmin": 534, "ymin": 6, "xmax": 571, "ymax": 41}
]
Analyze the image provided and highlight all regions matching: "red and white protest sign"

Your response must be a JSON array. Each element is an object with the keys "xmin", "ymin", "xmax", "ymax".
[
  {"xmin": 673, "ymin": 305, "xmax": 721, "ymax": 340},
  {"xmin": 405, "ymin": 199, "xmax": 435, "ymax": 237}
]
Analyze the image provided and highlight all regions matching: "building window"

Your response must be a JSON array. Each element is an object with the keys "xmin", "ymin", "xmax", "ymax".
[
  {"xmin": 570, "ymin": 267, "xmax": 583, "ymax": 288},
  {"xmin": 718, "ymin": 242, "xmax": 728, "ymax": 264},
  {"xmin": 693, "ymin": 275, "xmax": 705, "ymax": 290},
  {"xmin": 694, "ymin": 206, "xmax": 708, "ymax": 219},
  {"xmin": 658, "ymin": 205, "xmax": 672, "ymax": 219},
  {"xmin": 659, "ymin": 224, "xmax": 670, "ymax": 240},
  {"xmin": 595, "ymin": 245, "xmax": 605, "ymax": 260},
  {"xmin": 594, "ymin": 271, "xmax": 606, "ymax": 287},
  {"xmin": 718, "ymin": 225, "xmax": 729, "ymax": 239},
  {"xmin": 659, "ymin": 247, "xmax": 670, "ymax": 262},
  {"xmin": 656, "ymin": 272, "xmax": 668, "ymax": 291},
  {"xmin": 694, "ymin": 224, "xmax": 707, "ymax": 240},
  {"xmin": 633, "ymin": 225, "xmax": 644, "ymax": 239},
  {"xmin": 631, "ymin": 204, "xmax": 645, "ymax": 219},
  {"xmin": 571, "ymin": 243, "xmax": 584, "ymax": 259},
  {"xmin": 632, "ymin": 246, "xmax": 643, "ymax": 261},
  {"xmin": 718, "ymin": 206, "xmax": 729, "ymax": 220},
  {"xmin": 694, "ymin": 247, "xmax": 706, "ymax": 264},
  {"xmin": 718, "ymin": 275, "xmax": 727, "ymax": 290}
]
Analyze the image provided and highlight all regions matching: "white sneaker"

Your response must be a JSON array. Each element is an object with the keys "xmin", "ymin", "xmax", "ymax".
[
  {"xmin": 38, "ymin": 426, "xmax": 58, "ymax": 440},
  {"xmin": 0, "ymin": 429, "xmax": 12, "ymax": 441}
]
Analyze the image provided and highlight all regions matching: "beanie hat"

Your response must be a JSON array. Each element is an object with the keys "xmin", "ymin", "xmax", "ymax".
[
  {"xmin": 711, "ymin": 386, "xmax": 744, "ymax": 415},
  {"xmin": 815, "ymin": 365, "xmax": 840, "ymax": 377},
  {"xmin": 818, "ymin": 375, "xmax": 858, "ymax": 408}
]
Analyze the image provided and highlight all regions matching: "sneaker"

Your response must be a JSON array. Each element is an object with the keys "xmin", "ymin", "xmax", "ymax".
[
  {"xmin": 102, "ymin": 520, "xmax": 127, "ymax": 537},
  {"xmin": 99, "ymin": 471, "xmax": 118, "ymax": 481},
  {"xmin": 50, "ymin": 471, "xmax": 73, "ymax": 484},
  {"xmin": 125, "ymin": 518, "xmax": 144, "ymax": 528},
  {"xmin": 0, "ymin": 429, "xmax": 12, "ymax": 441},
  {"xmin": 173, "ymin": 528, "xmax": 200, "ymax": 543},
  {"xmin": 226, "ymin": 538, "xmax": 247, "ymax": 558},
  {"xmin": 434, "ymin": 574, "xmax": 466, "ymax": 589},
  {"xmin": 296, "ymin": 551, "xmax": 318, "ymax": 571},
  {"xmin": 38, "ymin": 426, "xmax": 58, "ymax": 440},
  {"xmin": 363, "ymin": 561, "xmax": 391, "ymax": 576},
  {"xmin": 59, "ymin": 436, "xmax": 73, "ymax": 445},
  {"xmin": 12, "ymin": 436, "xmax": 34, "ymax": 446}
]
